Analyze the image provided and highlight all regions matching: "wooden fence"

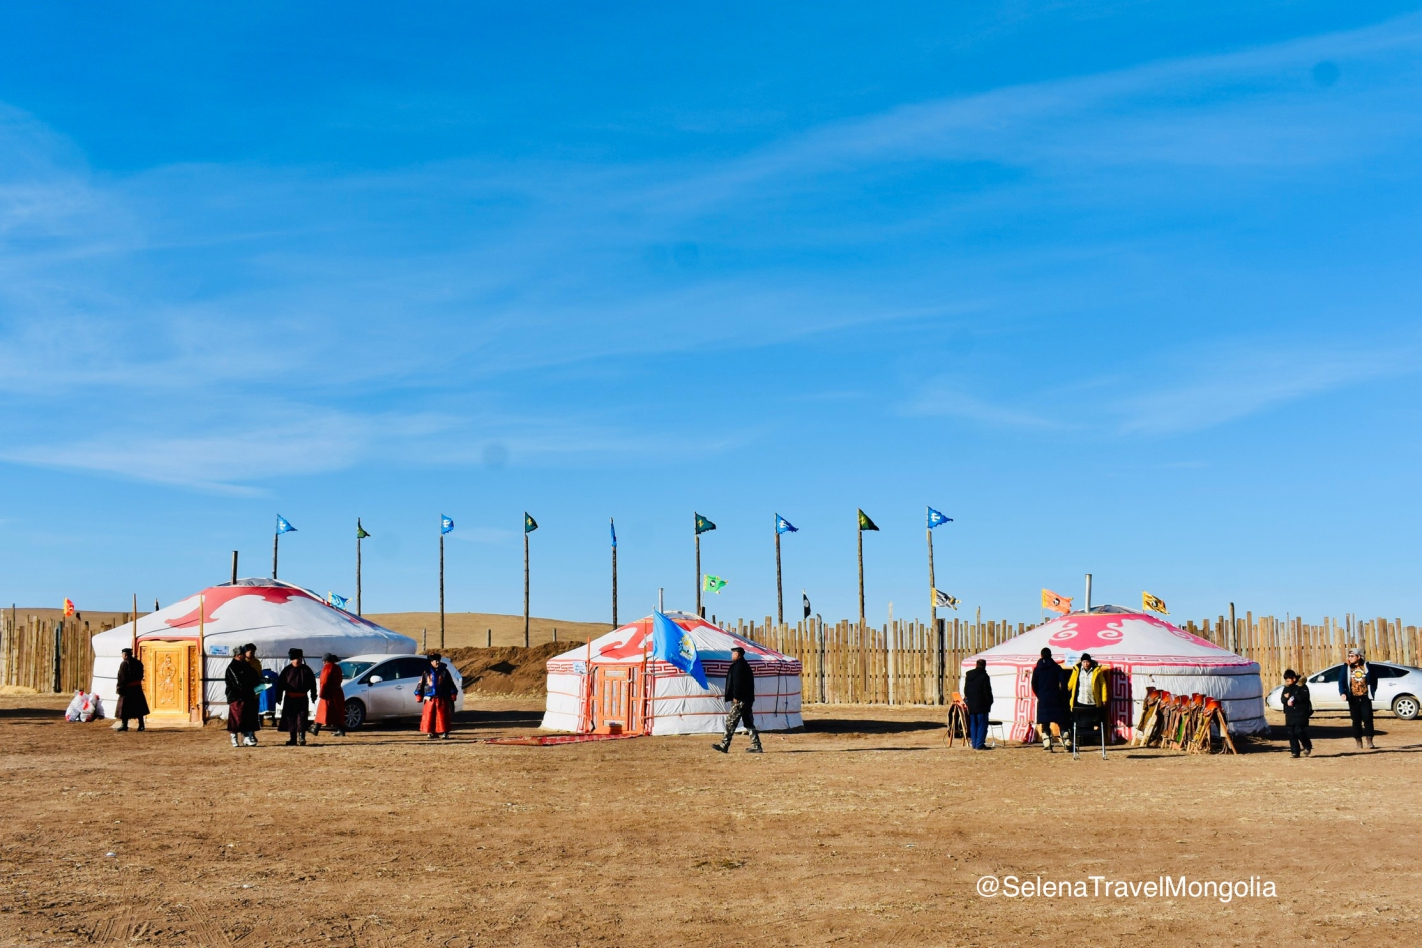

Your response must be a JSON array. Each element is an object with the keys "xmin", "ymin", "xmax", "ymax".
[
  {"xmin": 722, "ymin": 613, "xmax": 1421, "ymax": 706},
  {"xmin": 0, "ymin": 611, "xmax": 127, "ymax": 694}
]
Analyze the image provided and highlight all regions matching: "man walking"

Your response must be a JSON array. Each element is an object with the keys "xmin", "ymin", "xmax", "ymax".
[
  {"xmin": 1067, "ymin": 653, "xmax": 1109, "ymax": 755},
  {"xmin": 713, "ymin": 646, "xmax": 762, "ymax": 754},
  {"xmin": 224, "ymin": 643, "xmax": 262, "ymax": 747},
  {"xmin": 1280, "ymin": 668, "xmax": 1313, "ymax": 758},
  {"xmin": 312, "ymin": 653, "xmax": 347, "ymax": 738},
  {"xmin": 276, "ymin": 648, "xmax": 318, "ymax": 746},
  {"xmin": 964, "ymin": 658, "xmax": 993, "ymax": 750},
  {"xmin": 1031, "ymin": 647, "xmax": 1068, "ymax": 752},
  {"xmin": 1338, "ymin": 647, "xmax": 1379, "ymax": 750},
  {"xmin": 114, "ymin": 647, "xmax": 148, "ymax": 732}
]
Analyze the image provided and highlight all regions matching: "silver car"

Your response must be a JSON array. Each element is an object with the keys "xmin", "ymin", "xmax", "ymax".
[
  {"xmin": 1266, "ymin": 662, "xmax": 1421, "ymax": 720},
  {"xmin": 337, "ymin": 654, "xmax": 465, "ymax": 730}
]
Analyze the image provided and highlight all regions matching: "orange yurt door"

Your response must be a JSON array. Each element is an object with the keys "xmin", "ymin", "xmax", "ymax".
[
  {"xmin": 141, "ymin": 641, "xmax": 201, "ymax": 727},
  {"xmin": 589, "ymin": 664, "xmax": 647, "ymax": 734}
]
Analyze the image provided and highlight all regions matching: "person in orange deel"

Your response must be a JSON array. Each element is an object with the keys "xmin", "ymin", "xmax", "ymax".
[
  {"xmin": 311, "ymin": 653, "xmax": 347, "ymax": 738},
  {"xmin": 416, "ymin": 652, "xmax": 458, "ymax": 740}
]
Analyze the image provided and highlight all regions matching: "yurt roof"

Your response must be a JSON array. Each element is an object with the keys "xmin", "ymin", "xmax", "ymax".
[
  {"xmin": 548, "ymin": 612, "xmax": 800, "ymax": 670},
  {"xmin": 964, "ymin": 607, "xmax": 1255, "ymax": 669},
  {"xmin": 91, "ymin": 578, "xmax": 416, "ymax": 658}
]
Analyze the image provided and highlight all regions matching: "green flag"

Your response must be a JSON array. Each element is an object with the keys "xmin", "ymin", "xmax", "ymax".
[
  {"xmin": 703, "ymin": 574, "xmax": 727, "ymax": 594},
  {"xmin": 857, "ymin": 509, "xmax": 879, "ymax": 532},
  {"xmin": 524, "ymin": 512, "xmax": 538, "ymax": 534},
  {"xmin": 356, "ymin": 520, "xmax": 370, "ymax": 539},
  {"xmin": 694, "ymin": 512, "xmax": 716, "ymax": 535}
]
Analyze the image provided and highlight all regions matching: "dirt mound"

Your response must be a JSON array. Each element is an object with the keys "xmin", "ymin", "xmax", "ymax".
[{"xmin": 444, "ymin": 641, "xmax": 583, "ymax": 695}]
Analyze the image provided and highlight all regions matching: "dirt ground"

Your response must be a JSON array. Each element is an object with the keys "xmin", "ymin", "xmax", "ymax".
[{"xmin": 1, "ymin": 697, "xmax": 1418, "ymax": 947}]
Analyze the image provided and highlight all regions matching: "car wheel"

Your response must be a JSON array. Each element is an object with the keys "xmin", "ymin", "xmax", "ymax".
[
  {"xmin": 1392, "ymin": 695, "xmax": 1419, "ymax": 721},
  {"xmin": 345, "ymin": 700, "xmax": 367, "ymax": 730}
]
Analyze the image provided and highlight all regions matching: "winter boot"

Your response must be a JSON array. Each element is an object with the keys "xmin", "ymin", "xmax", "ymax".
[
  {"xmin": 1365, "ymin": 737, "xmax": 1376, "ymax": 750},
  {"xmin": 711, "ymin": 742, "xmax": 729, "ymax": 754},
  {"xmin": 1354, "ymin": 738, "xmax": 1364, "ymax": 750},
  {"xmin": 230, "ymin": 734, "xmax": 240, "ymax": 748}
]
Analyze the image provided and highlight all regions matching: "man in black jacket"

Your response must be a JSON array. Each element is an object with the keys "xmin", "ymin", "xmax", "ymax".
[
  {"xmin": 1280, "ymin": 669, "xmax": 1312, "ymax": 758},
  {"xmin": 713, "ymin": 646, "xmax": 762, "ymax": 754},
  {"xmin": 276, "ymin": 648, "xmax": 318, "ymax": 746},
  {"xmin": 224, "ymin": 643, "xmax": 263, "ymax": 748},
  {"xmin": 963, "ymin": 658, "xmax": 993, "ymax": 750}
]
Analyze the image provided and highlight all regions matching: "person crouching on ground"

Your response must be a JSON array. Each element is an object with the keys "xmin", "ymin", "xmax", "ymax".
[
  {"xmin": 964, "ymin": 658, "xmax": 993, "ymax": 750},
  {"xmin": 1067, "ymin": 653, "xmax": 1109, "ymax": 748},
  {"xmin": 1031, "ymin": 647, "xmax": 1068, "ymax": 752},
  {"xmin": 1339, "ymin": 647, "xmax": 1379, "ymax": 750},
  {"xmin": 276, "ymin": 648, "xmax": 318, "ymax": 746},
  {"xmin": 115, "ymin": 647, "xmax": 149, "ymax": 732},
  {"xmin": 224, "ymin": 643, "xmax": 263, "ymax": 747},
  {"xmin": 1280, "ymin": 668, "xmax": 1312, "ymax": 758},
  {"xmin": 713, "ymin": 645, "xmax": 763, "ymax": 754},
  {"xmin": 311, "ymin": 653, "xmax": 347, "ymax": 737},
  {"xmin": 417, "ymin": 653, "xmax": 458, "ymax": 740}
]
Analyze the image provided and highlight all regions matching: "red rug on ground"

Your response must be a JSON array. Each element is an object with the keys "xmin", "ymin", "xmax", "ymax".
[{"xmin": 482, "ymin": 733, "xmax": 645, "ymax": 746}]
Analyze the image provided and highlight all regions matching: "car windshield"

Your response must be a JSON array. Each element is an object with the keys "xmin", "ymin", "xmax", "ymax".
[{"xmin": 339, "ymin": 660, "xmax": 375, "ymax": 680}]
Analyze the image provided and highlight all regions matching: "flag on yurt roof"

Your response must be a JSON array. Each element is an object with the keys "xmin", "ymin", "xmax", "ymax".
[
  {"xmin": 1042, "ymin": 588, "xmax": 1072, "ymax": 615},
  {"xmin": 651, "ymin": 610, "xmax": 709, "ymax": 688},
  {"xmin": 328, "ymin": 592, "xmax": 349, "ymax": 610},
  {"xmin": 1142, "ymin": 591, "xmax": 1168, "ymax": 614}
]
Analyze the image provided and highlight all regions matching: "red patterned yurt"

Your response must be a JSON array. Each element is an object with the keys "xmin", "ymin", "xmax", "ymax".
[
  {"xmin": 541, "ymin": 612, "xmax": 803, "ymax": 735},
  {"xmin": 962, "ymin": 606, "xmax": 1267, "ymax": 743}
]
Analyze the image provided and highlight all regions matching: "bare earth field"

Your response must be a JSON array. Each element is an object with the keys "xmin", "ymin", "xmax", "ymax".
[{"xmin": 1, "ymin": 696, "xmax": 1419, "ymax": 947}]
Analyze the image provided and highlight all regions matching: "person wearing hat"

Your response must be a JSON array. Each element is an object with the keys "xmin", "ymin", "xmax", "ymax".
[
  {"xmin": 312, "ymin": 653, "xmax": 347, "ymax": 738},
  {"xmin": 416, "ymin": 652, "xmax": 458, "ymax": 740},
  {"xmin": 713, "ymin": 645, "xmax": 762, "ymax": 754},
  {"xmin": 1338, "ymin": 647, "xmax": 1380, "ymax": 750},
  {"xmin": 224, "ymin": 644, "xmax": 263, "ymax": 747},
  {"xmin": 275, "ymin": 648, "xmax": 318, "ymax": 746},
  {"xmin": 114, "ymin": 647, "xmax": 149, "ymax": 732},
  {"xmin": 1280, "ymin": 669, "xmax": 1312, "ymax": 758},
  {"xmin": 1066, "ymin": 653, "xmax": 1110, "ymax": 751}
]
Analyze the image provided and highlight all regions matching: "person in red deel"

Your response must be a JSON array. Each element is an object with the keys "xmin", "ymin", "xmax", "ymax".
[
  {"xmin": 311, "ymin": 653, "xmax": 347, "ymax": 738},
  {"xmin": 416, "ymin": 653, "xmax": 458, "ymax": 740}
]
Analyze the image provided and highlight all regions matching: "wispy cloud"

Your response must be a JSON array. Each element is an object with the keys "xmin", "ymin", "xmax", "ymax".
[{"xmin": 902, "ymin": 381, "xmax": 1062, "ymax": 431}]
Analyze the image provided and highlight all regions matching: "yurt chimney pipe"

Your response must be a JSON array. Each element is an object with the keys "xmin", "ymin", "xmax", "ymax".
[
  {"xmin": 1084, "ymin": 574, "xmax": 1093, "ymax": 613},
  {"xmin": 231, "ymin": 551, "xmax": 238, "ymax": 585},
  {"xmin": 658, "ymin": 587, "xmax": 664, "ymax": 613}
]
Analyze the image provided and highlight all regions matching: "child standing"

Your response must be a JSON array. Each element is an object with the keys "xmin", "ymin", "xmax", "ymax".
[{"xmin": 1281, "ymin": 669, "xmax": 1312, "ymax": 758}]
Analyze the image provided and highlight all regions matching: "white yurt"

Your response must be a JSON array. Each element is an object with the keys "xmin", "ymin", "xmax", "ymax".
[
  {"xmin": 91, "ymin": 578, "xmax": 416, "ymax": 722},
  {"xmin": 541, "ymin": 611, "xmax": 803, "ymax": 735},
  {"xmin": 962, "ymin": 606, "xmax": 1267, "ymax": 743}
]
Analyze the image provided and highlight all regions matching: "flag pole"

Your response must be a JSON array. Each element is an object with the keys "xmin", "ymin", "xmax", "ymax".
[
  {"xmin": 927, "ymin": 511, "xmax": 939, "ymax": 704},
  {"xmin": 775, "ymin": 520, "xmax": 784, "ymax": 626},
  {"xmin": 523, "ymin": 524, "xmax": 531, "ymax": 648},
  {"xmin": 857, "ymin": 518, "xmax": 866, "ymax": 631},
  {"xmin": 131, "ymin": 593, "xmax": 138, "ymax": 658},
  {"xmin": 439, "ymin": 531, "xmax": 445, "ymax": 651},
  {"xmin": 610, "ymin": 518, "xmax": 618, "ymax": 628},
  {"xmin": 272, "ymin": 528, "xmax": 279, "ymax": 579},
  {"xmin": 197, "ymin": 594, "xmax": 206, "ymax": 723},
  {"xmin": 356, "ymin": 519, "xmax": 363, "ymax": 617},
  {"xmin": 694, "ymin": 515, "xmax": 702, "ymax": 617}
]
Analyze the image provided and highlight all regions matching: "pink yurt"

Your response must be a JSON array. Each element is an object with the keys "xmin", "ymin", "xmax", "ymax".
[
  {"xmin": 91, "ymin": 579, "xmax": 416, "ymax": 724},
  {"xmin": 541, "ymin": 612, "xmax": 803, "ymax": 735},
  {"xmin": 962, "ymin": 606, "xmax": 1267, "ymax": 743}
]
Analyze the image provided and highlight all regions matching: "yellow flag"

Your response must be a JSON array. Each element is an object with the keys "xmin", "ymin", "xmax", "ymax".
[
  {"xmin": 1041, "ymin": 589, "xmax": 1072, "ymax": 615},
  {"xmin": 1142, "ymin": 591, "xmax": 1168, "ymax": 614}
]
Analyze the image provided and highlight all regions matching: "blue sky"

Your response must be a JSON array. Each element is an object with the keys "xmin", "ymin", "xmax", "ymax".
[{"xmin": 1, "ymin": 3, "xmax": 1418, "ymax": 625}]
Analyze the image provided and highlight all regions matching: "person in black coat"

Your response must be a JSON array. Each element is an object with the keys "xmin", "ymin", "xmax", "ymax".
[
  {"xmin": 1031, "ymin": 648, "xmax": 1069, "ymax": 752},
  {"xmin": 114, "ymin": 648, "xmax": 148, "ymax": 732},
  {"xmin": 963, "ymin": 659, "xmax": 993, "ymax": 750},
  {"xmin": 712, "ymin": 646, "xmax": 762, "ymax": 754},
  {"xmin": 224, "ymin": 644, "xmax": 263, "ymax": 748},
  {"xmin": 1280, "ymin": 668, "xmax": 1313, "ymax": 758},
  {"xmin": 276, "ymin": 648, "xmax": 318, "ymax": 746}
]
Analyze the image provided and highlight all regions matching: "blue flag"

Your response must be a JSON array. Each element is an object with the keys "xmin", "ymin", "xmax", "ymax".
[
  {"xmin": 328, "ymin": 592, "xmax": 349, "ymax": 610},
  {"xmin": 927, "ymin": 507, "xmax": 953, "ymax": 529},
  {"xmin": 610, "ymin": 518, "xmax": 617, "ymax": 548},
  {"xmin": 276, "ymin": 514, "xmax": 296, "ymax": 534},
  {"xmin": 651, "ymin": 611, "xmax": 709, "ymax": 689},
  {"xmin": 775, "ymin": 514, "xmax": 797, "ymax": 535},
  {"xmin": 441, "ymin": 515, "xmax": 454, "ymax": 535}
]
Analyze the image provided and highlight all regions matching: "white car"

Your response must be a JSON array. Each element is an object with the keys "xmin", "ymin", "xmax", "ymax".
[
  {"xmin": 1266, "ymin": 662, "xmax": 1421, "ymax": 720},
  {"xmin": 337, "ymin": 654, "xmax": 465, "ymax": 730}
]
